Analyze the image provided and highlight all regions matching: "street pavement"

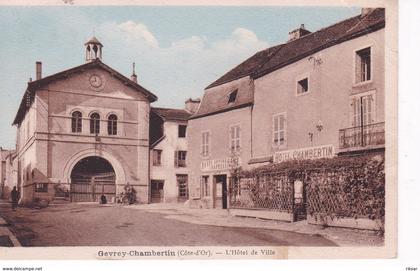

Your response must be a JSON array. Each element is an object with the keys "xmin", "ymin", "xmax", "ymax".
[
  {"xmin": 0, "ymin": 201, "xmax": 338, "ymax": 247},
  {"xmin": 130, "ymin": 203, "xmax": 384, "ymax": 247}
]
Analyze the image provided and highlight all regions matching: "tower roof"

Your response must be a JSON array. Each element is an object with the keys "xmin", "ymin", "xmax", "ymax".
[{"xmin": 84, "ymin": 36, "xmax": 103, "ymax": 46}]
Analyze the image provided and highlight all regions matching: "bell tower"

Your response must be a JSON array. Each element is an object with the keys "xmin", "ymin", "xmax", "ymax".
[{"xmin": 85, "ymin": 36, "xmax": 103, "ymax": 62}]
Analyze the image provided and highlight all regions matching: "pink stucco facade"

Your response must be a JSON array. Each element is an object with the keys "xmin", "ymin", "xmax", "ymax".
[
  {"xmin": 188, "ymin": 77, "xmax": 253, "ymax": 208},
  {"xmin": 188, "ymin": 20, "xmax": 385, "ymax": 209},
  {"xmin": 15, "ymin": 65, "xmax": 152, "ymax": 204},
  {"xmin": 252, "ymin": 29, "xmax": 385, "ymax": 158}
]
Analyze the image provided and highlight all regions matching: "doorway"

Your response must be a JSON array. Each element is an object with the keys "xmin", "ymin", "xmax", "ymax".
[
  {"xmin": 214, "ymin": 174, "xmax": 228, "ymax": 209},
  {"xmin": 70, "ymin": 156, "xmax": 116, "ymax": 202},
  {"xmin": 151, "ymin": 180, "xmax": 164, "ymax": 203}
]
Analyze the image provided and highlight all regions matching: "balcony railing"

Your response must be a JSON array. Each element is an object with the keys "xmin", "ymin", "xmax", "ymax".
[{"xmin": 339, "ymin": 122, "xmax": 385, "ymax": 150}]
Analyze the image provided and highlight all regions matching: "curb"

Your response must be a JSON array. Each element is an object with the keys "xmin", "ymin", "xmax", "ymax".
[
  {"xmin": 126, "ymin": 205, "xmax": 384, "ymax": 247},
  {"xmin": 0, "ymin": 216, "xmax": 22, "ymax": 247}
]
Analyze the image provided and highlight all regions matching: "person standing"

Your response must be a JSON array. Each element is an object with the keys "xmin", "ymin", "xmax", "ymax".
[{"xmin": 10, "ymin": 186, "xmax": 20, "ymax": 211}]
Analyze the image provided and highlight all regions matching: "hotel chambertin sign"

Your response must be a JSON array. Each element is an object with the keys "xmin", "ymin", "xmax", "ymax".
[
  {"xmin": 201, "ymin": 157, "xmax": 241, "ymax": 172},
  {"xmin": 273, "ymin": 145, "xmax": 335, "ymax": 163}
]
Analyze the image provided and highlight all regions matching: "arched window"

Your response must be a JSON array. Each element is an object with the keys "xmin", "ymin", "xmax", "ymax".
[
  {"xmin": 90, "ymin": 113, "xmax": 100, "ymax": 134},
  {"xmin": 71, "ymin": 111, "xmax": 82, "ymax": 133},
  {"xmin": 107, "ymin": 114, "xmax": 118, "ymax": 135}
]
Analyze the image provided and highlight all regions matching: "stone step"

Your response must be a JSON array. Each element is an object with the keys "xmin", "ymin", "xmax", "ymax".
[{"xmin": 51, "ymin": 197, "xmax": 70, "ymax": 204}]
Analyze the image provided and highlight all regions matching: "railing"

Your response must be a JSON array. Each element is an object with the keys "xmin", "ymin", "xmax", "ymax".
[
  {"xmin": 229, "ymin": 174, "xmax": 293, "ymax": 212},
  {"xmin": 339, "ymin": 122, "xmax": 385, "ymax": 149}
]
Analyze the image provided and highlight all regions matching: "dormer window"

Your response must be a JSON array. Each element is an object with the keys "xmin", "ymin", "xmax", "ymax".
[
  {"xmin": 228, "ymin": 89, "xmax": 238, "ymax": 104},
  {"xmin": 297, "ymin": 77, "xmax": 309, "ymax": 95}
]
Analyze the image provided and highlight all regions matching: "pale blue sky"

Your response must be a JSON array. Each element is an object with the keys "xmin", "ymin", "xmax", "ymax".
[{"xmin": 0, "ymin": 6, "xmax": 360, "ymax": 148}]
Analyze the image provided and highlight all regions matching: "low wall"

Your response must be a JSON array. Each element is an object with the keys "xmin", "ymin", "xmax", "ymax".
[
  {"xmin": 189, "ymin": 197, "xmax": 213, "ymax": 209},
  {"xmin": 20, "ymin": 182, "xmax": 55, "ymax": 205},
  {"xmin": 307, "ymin": 214, "xmax": 383, "ymax": 231},
  {"xmin": 230, "ymin": 208, "xmax": 293, "ymax": 222}
]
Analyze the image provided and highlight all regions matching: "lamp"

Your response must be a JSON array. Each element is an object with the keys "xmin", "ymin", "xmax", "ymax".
[{"xmin": 316, "ymin": 120, "xmax": 323, "ymax": 131}]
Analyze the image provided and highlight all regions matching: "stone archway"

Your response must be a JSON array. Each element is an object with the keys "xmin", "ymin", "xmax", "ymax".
[
  {"xmin": 63, "ymin": 149, "xmax": 126, "ymax": 202},
  {"xmin": 70, "ymin": 156, "xmax": 116, "ymax": 202}
]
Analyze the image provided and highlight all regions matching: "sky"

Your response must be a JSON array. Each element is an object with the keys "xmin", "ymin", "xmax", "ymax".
[{"xmin": 0, "ymin": 6, "xmax": 360, "ymax": 148}]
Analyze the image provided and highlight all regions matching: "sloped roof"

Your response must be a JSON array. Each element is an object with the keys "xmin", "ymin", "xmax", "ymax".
[
  {"xmin": 191, "ymin": 9, "xmax": 385, "ymax": 120},
  {"xmin": 206, "ymin": 44, "xmax": 282, "ymax": 89},
  {"xmin": 151, "ymin": 107, "xmax": 192, "ymax": 122},
  {"xmin": 191, "ymin": 76, "xmax": 254, "ymax": 119},
  {"xmin": 206, "ymin": 8, "xmax": 385, "ymax": 89},
  {"xmin": 85, "ymin": 36, "xmax": 103, "ymax": 46},
  {"xmin": 13, "ymin": 59, "xmax": 157, "ymax": 125}
]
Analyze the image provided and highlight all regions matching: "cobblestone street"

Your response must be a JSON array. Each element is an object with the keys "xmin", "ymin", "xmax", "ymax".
[{"xmin": 0, "ymin": 201, "xmax": 339, "ymax": 247}]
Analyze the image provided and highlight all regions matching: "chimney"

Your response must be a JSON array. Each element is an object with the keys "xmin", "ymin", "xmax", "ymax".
[
  {"xmin": 288, "ymin": 24, "xmax": 311, "ymax": 42},
  {"xmin": 361, "ymin": 8, "xmax": 374, "ymax": 17},
  {"xmin": 131, "ymin": 62, "xmax": 138, "ymax": 83},
  {"xmin": 36, "ymin": 61, "xmax": 42, "ymax": 80},
  {"xmin": 131, "ymin": 74, "xmax": 138, "ymax": 83},
  {"xmin": 185, "ymin": 98, "xmax": 201, "ymax": 114}
]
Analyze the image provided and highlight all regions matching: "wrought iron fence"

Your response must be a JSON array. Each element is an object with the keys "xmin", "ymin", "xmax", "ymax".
[
  {"xmin": 339, "ymin": 122, "xmax": 385, "ymax": 149},
  {"xmin": 230, "ymin": 161, "xmax": 384, "ymax": 221},
  {"xmin": 229, "ymin": 174, "xmax": 293, "ymax": 212},
  {"xmin": 305, "ymin": 171, "xmax": 345, "ymax": 215}
]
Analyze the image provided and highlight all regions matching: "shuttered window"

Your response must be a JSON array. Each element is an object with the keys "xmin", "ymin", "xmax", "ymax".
[
  {"xmin": 153, "ymin": 150, "xmax": 162, "ymax": 166},
  {"xmin": 174, "ymin": 151, "xmax": 187, "ymax": 167},
  {"xmin": 201, "ymin": 176, "xmax": 210, "ymax": 197},
  {"xmin": 229, "ymin": 125, "xmax": 241, "ymax": 152},
  {"xmin": 201, "ymin": 131, "xmax": 210, "ymax": 156},
  {"xmin": 177, "ymin": 174, "xmax": 188, "ymax": 198},
  {"xmin": 351, "ymin": 94, "xmax": 374, "ymax": 127},
  {"xmin": 273, "ymin": 113, "xmax": 286, "ymax": 146}
]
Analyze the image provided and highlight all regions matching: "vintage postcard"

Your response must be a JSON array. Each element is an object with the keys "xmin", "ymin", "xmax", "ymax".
[{"xmin": 0, "ymin": 0, "xmax": 397, "ymax": 263}]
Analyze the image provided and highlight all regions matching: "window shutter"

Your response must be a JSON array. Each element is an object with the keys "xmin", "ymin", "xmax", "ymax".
[
  {"xmin": 174, "ymin": 151, "xmax": 178, "ymax": 167},
  {"xmin": 367, "ymin": 95, "xmax": 373, "ymax": 124}
]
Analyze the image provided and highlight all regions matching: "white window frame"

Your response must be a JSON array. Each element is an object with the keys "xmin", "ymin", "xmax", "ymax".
[
  {"xmin": 295, "ymin": 73, "xmax": 310, "ymax": 96},
  {"xmin": 201, "ymin": 130, "xmax": 210, "ymax": 157},
  {"xmin": 272, "ymin": 112, "xmax": 287, "ymax": 148},
  {"xmin": 353, "ymin": 44, "xmax": 373, "ymax": 86},
  {"xmin": 65, "ymin": 106, "xmax": 124, "ymax": 136},
  {"xmin": 349, "ymin": 90, "xmax": 377, "ymax": 127},
  {"xmin": 152, "ymin": 149, "xmax": 162, "ymax": 166},
  {"xmin": 106, "ymin": 112, "xmax": 119, "ymax": 136},
  {"xmin": 175, "ymin": 150, "xmax": 187, "ymax": 168},
  {"xmin": 71, "ymin": 110, "xmax": 83, "ymax": 134},
  {"xmin": 229, "ymin": 124, "xmax": 241, "ymax": 152},
  {"xmin": 89, "ymin": 111, "xmax": 101, "ymax": 135},
  {"xmin": 201, "ymin": 175, "xmax": 210, "ymax": 197}
]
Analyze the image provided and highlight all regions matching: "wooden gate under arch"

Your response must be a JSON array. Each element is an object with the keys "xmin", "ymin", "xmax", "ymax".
[{"xmin": 70, "ymin": 172, "xmax": 116, "ymax": 202}]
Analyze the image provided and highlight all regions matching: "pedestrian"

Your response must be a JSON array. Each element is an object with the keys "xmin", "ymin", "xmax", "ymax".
[
  {"xmin": 10, "ymin": 186, "xmax": 20, "ymax": 211},
  {"xmin": 100, "ymin": 194, "xmax": 107, "ymax": 204}
]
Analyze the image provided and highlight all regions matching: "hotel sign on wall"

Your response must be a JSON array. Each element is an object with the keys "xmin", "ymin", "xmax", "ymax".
[
  {"xmin": 273, "ymin": 145, "xmax": 335, "ymax": 163},
  {"xmin": 201, "ymin": 157, "xmax": 241, "ymax": 172}
]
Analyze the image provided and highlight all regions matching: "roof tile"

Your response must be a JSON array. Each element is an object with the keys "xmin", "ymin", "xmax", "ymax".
[
  {"xmin": 193, "ymin": 9, "xmax": 385, "ymax": 119},
  {"xmin": 151, "ymin": 107, "xmax": 191, "ymax": 121}
]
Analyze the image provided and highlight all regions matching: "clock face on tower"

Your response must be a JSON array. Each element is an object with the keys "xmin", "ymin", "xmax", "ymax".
[{"xmin": 89, "ymin": 74, "xmax": 103, "ymax": 88}]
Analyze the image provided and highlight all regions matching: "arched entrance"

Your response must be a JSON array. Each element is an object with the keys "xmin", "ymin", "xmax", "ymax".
[{"xmin": 70, "ymin": 156, "xmax": 116, "ymax": 202}]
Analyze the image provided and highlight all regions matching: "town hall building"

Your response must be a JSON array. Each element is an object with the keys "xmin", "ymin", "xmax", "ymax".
[{"xmin": 11, "ymin": 37, "xmax": 184, "ymax": 205}]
